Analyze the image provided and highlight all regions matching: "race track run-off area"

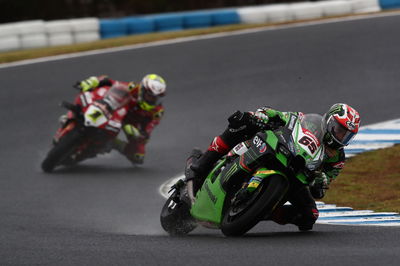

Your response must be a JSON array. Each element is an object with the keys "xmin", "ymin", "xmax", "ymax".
[{"xmin": 1, "ymin": 12, "xmax": 400, "ymax": 266}]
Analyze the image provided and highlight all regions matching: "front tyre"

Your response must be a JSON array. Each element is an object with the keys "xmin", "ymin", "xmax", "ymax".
[
  {"xmin": 160, "ymin": 196, "xmax": 197, "ymax": 236},
  {"xmin": 221, "ymin": 174, "xmax": 289, "ymax": 237},
  {"xmin": 41, "ymin": 129, "xmax": 83, "ymax": 173}
]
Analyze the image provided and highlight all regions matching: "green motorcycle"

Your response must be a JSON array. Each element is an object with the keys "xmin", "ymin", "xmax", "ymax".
[{"xmin": 160, "ymin": 112, "xmax": 324, "ymax": 236}]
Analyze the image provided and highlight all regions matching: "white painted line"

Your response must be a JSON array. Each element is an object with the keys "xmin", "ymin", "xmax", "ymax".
[{"xmin": 1, "ymin": 11, "xmax": 400, "ymax": 69}]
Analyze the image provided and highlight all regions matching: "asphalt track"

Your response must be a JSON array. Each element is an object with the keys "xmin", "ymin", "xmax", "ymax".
[{"xmin": 1, "ymin": 14, "xmax": 400, "ymax": 265}]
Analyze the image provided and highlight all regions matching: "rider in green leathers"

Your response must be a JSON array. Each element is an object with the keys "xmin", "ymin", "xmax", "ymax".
[{"xmin": 188, "ymin": 103, "xmax": 360, "ymax": 230}]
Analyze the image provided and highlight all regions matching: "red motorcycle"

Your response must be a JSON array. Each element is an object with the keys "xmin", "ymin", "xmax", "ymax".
[{"xmin": 41, "ymin": 82, "xmax": 132, "ymax": 172}]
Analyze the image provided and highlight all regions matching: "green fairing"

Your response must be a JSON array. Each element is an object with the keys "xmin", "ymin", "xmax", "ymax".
[
  {"xmin": 190, "ymin": 112, "xmax": 323, "ymax": 225},
  {"xmin": 266, "ymin": 131, "xmax": 279, "ymax": 150},
  {"xmin": 190, "ymin": 159, "xmax": 228, "ymax": 225}
]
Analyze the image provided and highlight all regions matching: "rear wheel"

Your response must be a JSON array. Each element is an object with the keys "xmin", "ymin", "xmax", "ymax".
[
  {"xmin": 41, "ymin": 129, "xmax": 83, "ymax": 173},
  {"xmin": 221, "ymin": 174, "xmax": 289, "ymax": 236}
]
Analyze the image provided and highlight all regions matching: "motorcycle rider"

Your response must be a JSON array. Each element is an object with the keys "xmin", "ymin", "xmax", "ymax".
[
  {"xmin": 73, "ymin": 74, "xmax": 166, "ymax": 165},
  {"xmin": 187, "ymin": 103, "xmax": 360, "ymax": 231}
]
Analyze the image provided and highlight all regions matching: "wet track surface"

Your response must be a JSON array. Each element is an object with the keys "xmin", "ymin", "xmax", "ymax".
[{"xmin": 1, "ymin": 14, "xmax": 400, "ymax": 265}]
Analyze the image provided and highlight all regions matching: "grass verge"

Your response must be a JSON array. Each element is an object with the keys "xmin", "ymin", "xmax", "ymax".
[{"xmin": 325, "ymin": 144, "xmax": 400, "ymax": 213}]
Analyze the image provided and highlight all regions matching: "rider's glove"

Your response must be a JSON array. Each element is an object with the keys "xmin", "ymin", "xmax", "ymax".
[
  {"xmin": 259, "ymin": 107, "xmax": 286, "ymax": 125},
  {"xmin": 310, "ymin": 172, "xmax": 329, "ymax": 199},
  {"xmin": 228, "ymin": 111, "xmax": 253, "ymax": 129},
  {"xmin": 75, "ymin": 76, "xmax": 100, "ymax": 92},
  {"xmin": 250, "ymin": 108, "xmax": 270, "ymax": 130}
]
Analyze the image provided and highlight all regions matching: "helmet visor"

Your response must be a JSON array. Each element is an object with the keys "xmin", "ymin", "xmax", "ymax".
[
  {"xmin": 326, "ymin": 117, "xmax": 356, "ymax": 146},
  {"xmin": 140, "ymin": 84, "xmax": 162, "ymax": 106}
]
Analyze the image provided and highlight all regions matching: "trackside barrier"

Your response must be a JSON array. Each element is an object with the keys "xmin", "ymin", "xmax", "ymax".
[
  {"xmin": 98, "ymin": 9, "xmax": 240, "ymax": 39},
  {"xmin": 0, "ymin": 18, "xmax": 100, "ymax": 52},
  {"xmin": 379, "ymin": 0, "xmax": 400, "ymax": 9},
  {"xmin": 183, "ymin": 12, "xmax": 213, "ymax": 28},
  {"xmin": 124, "ymin": 17, "xmax": 155, "ymax": 34},
  {"xmin": 0, "ymin": 0, "xmax": 395, "ymax": 52},
  {"xmin": 153, "ymin": 14, "xmax": 184, "ymax": 32},
  {"xmin": 0, "ymin": 23, "xmax": 21, "ymax": 52},
  {"xmin": 237, "ymin": 0, "xmax": 382, "ymax": 24}
]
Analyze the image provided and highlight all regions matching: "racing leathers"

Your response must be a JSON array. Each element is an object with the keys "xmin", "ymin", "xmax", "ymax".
[
  {"xmin": 76, "ymin": 75, "xmax": 164, "ymax": 165},
  {"xmin": 190, "ymin": 107, "xmax": 345, "ymax": 231}
]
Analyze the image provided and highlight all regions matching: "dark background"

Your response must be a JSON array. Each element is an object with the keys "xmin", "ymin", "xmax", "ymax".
[{"xmin": 1, "ymin": 0, "xmax": 310, "ymax": 23}]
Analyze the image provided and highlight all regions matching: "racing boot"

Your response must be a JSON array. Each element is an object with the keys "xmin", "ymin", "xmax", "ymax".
[
  {"xmin": 268, "ymin": 205, "xmax": 318, "ymax": 231},
  {"xmin": 189, "ymin": 135, "xmax": 231, "ymax": 192},
  {"xmin": 189, "ymin": 149, "xmax": 223, "ymax": 193}
]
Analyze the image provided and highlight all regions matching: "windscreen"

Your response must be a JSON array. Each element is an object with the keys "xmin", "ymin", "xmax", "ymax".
[
  {"xmin": 300, "ymin": 113, "xmax": 323, "ymax": 143},
  {"xmin": 103, "ymin": 83, "xmax": 132, "ymax": 110}
]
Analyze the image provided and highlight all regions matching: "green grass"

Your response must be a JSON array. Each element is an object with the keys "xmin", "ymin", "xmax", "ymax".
[{"xmin": 325, "ymin": 144, "xmax": 400, "ymax": 212}]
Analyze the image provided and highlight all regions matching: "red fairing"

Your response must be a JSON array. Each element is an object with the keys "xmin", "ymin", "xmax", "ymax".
[{"xmin": 55, "ymin": 84, "xmax": 132, "ymax": 141}]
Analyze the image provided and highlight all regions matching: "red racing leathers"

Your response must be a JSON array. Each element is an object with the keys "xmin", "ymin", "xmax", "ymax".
[{"xmin": 82, "ymin": 76, "xmax": 164, "ymax": 164}]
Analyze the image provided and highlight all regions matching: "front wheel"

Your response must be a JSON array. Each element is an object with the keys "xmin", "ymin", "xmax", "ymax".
[
  {"xmin": 160, "ymin": 195, "xmax": 197, "ymax": 236},
  {"xmin": 221, "ymin": 174, "xmax": 289, "ymax": 237},
  {"xmin": 41, "ymin": 129, "xmax": 83, "ymax": 173}
]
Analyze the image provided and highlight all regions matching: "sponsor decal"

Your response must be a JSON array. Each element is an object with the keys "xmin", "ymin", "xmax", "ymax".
[
  {"xmin": 253, "ymin": 135, "xmax": 263, "ymax": 148},
  {"xmin": 108, "ymin": 120, "xmax": 121, "ymax": 129},
  {"xmin": 229, "ymin": 125, "xmax": 247, "ymax": 133},
  {"xmin": 209, "ymin": 137, "xmax": 220, "ymax": 152},
  {"xmin": 302, "ymin": 129, "xmax": 321, "ymax": 146},
  {"xmin": 332, "ymin": 161, "xmax": 345, "ymax": 169},
  {"xmin": 253, "ymin": 135, "xmax": 267, "ymax": 153},
  {"xmin": 117, "ymin": 108, "xmax": 127, "ymax": 117},
  {"xmin": 298, "ymin": 112, "xmax": 305, "ymax": 121},
  {"xmin": 259, "ymin": 143, "xmax": 267, "ymax": 153},
  {"xmin": 97, "ymin": 88, "xmax": 107, "ymax": 97},
  {"xmin": 204, "ymin": 182, "xmax": 217, "ymax": 204},
  {"xmin": 105, "ymin": 125, "xmax": 119, "ymax": 133},
  {"xmin": 80, "ymin": 95, "xmax": 87, "ymax": 107},
  {"xmin": 346, "ymin": 121, "xmax": 355, "ymax": 130}
]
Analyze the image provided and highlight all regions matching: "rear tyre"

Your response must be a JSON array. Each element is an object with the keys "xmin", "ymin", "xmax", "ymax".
[
  {"xmin": 221, "ymin": 174, "xmax": 289, "ymax": 237},
  {"xmin": 160, "ymin": 196, "xmax": 197, "ymax": 235},
  {"xmin": 41, "ymin": 129, "xmax": 83, "ymax": 173}
]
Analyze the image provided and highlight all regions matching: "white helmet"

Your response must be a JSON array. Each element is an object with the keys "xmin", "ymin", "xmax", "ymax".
[{"xmin": 138, "ymin": 74, "xmax": 166, "ymax": 111}]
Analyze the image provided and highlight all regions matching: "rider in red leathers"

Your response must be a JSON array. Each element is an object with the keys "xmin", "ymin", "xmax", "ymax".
[{"xmin": 74, "ymin": 74, "xmax": 166, "ymax": 165}]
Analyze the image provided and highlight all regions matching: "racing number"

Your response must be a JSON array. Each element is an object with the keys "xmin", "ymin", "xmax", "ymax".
[{"xmin": 299, "ymin": 136, "xmax": 317, "ymax": 154}]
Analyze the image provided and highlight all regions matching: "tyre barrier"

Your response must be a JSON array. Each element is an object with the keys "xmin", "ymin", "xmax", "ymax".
[
  {"xmin": 379, "ymin": 0, "xmax": 400, "ymax": 9},
  {"xmin": 0, "ymin": 0, "xmax": 397, "ymax": 53},
  {"xmin": 0, "ymin": 23, "xmax": 21, "ymax": 52},
  {"xmin": 318, "ymin": 0, "xmax": 353, "ymax": 17},
  {"xmin": 124, "ymin": 17, "xmax": 155, "ymax": 34},
  {"xmin": 289, "ymin": 3, "xmax": 324, "ymax": 20},
  {"xmin": 100, "ymin": 19, "xmax": 128, "ymax": 39},
  {"xmin": 0, "ymin": 18, "xmax": 100, "ymax": 52},
  {"xmin": 183, "ymin": 11, "xmax": 213, "ymax": 28},
  {"xmin": 153, "ymin": 14, "xmax": 184, "ymax": 32},
  {"xmin": 210, "ymin": 10, "xmax": 241, "ymax": 25}
]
